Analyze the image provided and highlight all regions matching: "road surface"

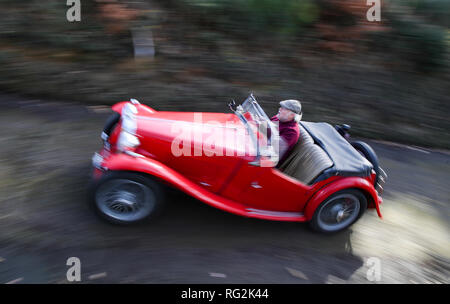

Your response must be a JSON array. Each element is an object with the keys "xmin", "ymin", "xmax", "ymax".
[{"xmin": 0, "ymin": 94, "xmax": 448, "ymax": 283}]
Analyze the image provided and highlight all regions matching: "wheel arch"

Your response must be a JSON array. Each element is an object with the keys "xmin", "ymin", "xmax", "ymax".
[
  {"xmin": 304, "ymin": 177, "xmax": 382, "ymax": 220},
  {"xmin": 98, "ymin": 169, "xmax": 172, "ymax": 190}
]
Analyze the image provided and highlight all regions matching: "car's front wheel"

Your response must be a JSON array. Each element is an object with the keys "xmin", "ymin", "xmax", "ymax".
[
  {"xmin": 310, "ymin": 189, "xmax": 367, "ymax": 233},
  {"xmin": 88, "ymin": 171, "xmax": 165, "ymax": 225}
]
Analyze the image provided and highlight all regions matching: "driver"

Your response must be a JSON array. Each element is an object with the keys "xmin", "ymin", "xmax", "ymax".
[{"xmin": 270, "ymin": 99, "xmax": 302, "ymax": 164}]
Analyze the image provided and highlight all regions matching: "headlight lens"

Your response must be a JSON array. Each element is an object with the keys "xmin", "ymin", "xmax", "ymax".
[
  {"xmin": 117, "ymin": 103, "xmax": 140, "ymax": 152},
  {"xmin": 117, "ymin": 131, "xmax": 140, "ymax": 152}
]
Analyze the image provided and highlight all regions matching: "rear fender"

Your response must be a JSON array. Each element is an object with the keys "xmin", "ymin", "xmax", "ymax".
[{"xmin": 304, "ymin": 177, "xmax": 382, "ymax": 220}]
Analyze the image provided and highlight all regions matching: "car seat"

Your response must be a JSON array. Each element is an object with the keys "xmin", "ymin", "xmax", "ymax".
[{"xmin": 278, "ymin": 124, "xmax": 333, "ymax": 184}]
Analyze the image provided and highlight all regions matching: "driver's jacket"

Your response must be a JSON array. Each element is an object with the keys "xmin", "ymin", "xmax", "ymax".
[{"xmin": 270, "ymin": 115, "xmax": 300, "ymax": 164}]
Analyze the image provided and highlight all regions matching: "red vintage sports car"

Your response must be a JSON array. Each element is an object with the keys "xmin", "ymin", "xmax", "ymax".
[{"xmin": 89, "ymin": 94, "xmax": 386, "ymax": 233}]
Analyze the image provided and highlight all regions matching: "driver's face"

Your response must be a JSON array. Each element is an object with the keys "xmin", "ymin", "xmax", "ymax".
[{"xmin": 278, "ymin": 107, "xmax": 295, "ymax": 122}]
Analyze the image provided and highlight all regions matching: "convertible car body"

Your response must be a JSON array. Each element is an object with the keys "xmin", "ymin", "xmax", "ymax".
[{"xmin": 89, "ymin": 95, "xmax": 386, "ymax": 233}]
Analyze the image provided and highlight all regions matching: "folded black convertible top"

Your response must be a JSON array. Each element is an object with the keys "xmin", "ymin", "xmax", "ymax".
[{"xmin": 300, "ymin": 122, "xmax": 373, "ymax": 180}]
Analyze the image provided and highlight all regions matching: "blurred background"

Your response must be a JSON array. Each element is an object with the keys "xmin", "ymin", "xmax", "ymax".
[
  {"xmin": 0, "ymin": 0, "xmax": 449, "ymax": 284},
  {"xmin": 0, "ymin": 0, "xmax": 448, "ymax": 148}
]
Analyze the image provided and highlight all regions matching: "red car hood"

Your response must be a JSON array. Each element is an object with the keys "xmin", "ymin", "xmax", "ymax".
[{"xmin": 113, "ymin": 101, "xmax": 257, "ymax": 159}]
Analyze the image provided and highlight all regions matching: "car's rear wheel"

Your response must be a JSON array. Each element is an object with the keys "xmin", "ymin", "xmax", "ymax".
[
  {"xmin": 310, "ymin": 189, "xmax": 367, "ymax": 233},
  {"xmin": 88, "ymin": 171, "xmax": 165, "ymax": 225}
]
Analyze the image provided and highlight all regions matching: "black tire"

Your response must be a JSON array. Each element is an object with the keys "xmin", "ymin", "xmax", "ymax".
[
  {"xmin": 88, "ymin": 171, "xmax": 165, "ymax": 225},
  {"xmin": 351, "ymin": 141, "xmax": 380, "ymax": 186},
  {"xmin": 310, "ymin": 189, "xmax": 367, "ymax": 234}
]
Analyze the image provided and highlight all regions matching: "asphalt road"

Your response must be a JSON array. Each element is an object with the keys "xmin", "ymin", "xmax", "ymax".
[{"xmin": 0, "ymin": 94, "xmax": 449, "ymax": 283}]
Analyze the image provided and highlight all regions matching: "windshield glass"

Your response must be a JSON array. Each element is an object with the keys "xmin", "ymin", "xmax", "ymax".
[
  {"xmin": 234, "ymin": 94, "xmax": 280, "ymax": 164},
  {"xmin": 240, "ymin": 94, "xmax": 270, "ymax": 122}
]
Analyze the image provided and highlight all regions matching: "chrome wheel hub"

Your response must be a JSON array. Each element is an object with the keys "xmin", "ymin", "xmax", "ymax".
[
  {"xmin": 96, "ymin": 179, "xmax": 155, "ymax": 222},
  {"xmin": 336, "ymin": 210, "xmax": 345, "ymax": 222},
  {"xmin": 317, "ymin": 193, "xmax": 361, "ymax": 232}
]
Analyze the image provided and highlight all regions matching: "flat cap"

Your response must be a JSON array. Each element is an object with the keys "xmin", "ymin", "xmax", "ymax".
[{"xmin": 280, "ymin": 99, "xmax": 302, "ymax": 114}]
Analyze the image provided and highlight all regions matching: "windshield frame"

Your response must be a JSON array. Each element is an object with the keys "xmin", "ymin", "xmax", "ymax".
[
  {"xmin": 240, "ymin": 94, "xmax": 271, "ymax": 122},
  {"xmin": 233, "ymin": 94, "xmax": 280, "ymax": 163}
]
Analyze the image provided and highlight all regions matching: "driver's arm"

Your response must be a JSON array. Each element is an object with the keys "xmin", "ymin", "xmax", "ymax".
[
  {"xmin": 278, "ymin": 137, "xmax": 289, "ymax": 161},
  {"xmin": 276, "ymin": 127, "xmax": 300, "ymax": 165}
]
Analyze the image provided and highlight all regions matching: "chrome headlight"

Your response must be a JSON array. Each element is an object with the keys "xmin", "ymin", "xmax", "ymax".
[
  {"xmin": 117, "ymin": 103, "xmax": 140, "ymax": 152},
  {"xmin": 117, "ymin": 131, "xmax": 140, "ymax": 152},
  {"xmin": 121, "ymin": 103, "xmax": 138, "ymax": 133}
]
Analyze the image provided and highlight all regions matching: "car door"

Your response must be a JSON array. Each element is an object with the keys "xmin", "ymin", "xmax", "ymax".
[{"xmin": 220, "ymin": 161, "xmax": 311, "ymax": 212}]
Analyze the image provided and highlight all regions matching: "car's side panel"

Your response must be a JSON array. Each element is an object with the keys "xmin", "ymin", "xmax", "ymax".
[
  {"xmin": 99, "ymin": 153, "xmax": 307, "ymax": 222},
  {"xmin": 303, "ymin": 177, "xmax": 382, "ymax": 220},
  {"xmin": 134, "ymin": 113, "xmax": 253, "ymax": 193},
  {"xmin": 220, "ymin": 164, "xmax": 311, "ymax": 212}
]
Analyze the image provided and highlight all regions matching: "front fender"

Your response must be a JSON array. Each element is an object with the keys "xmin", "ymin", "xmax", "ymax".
[
  {"xmin": 111, "ymin": 101, "xmax": 157, "ymax": 114},
  {"xmin": 111, "ymin": 101, "xmax": 129, "ymax": 114},
  {"xmin": 101, "ymin": 153, "xmax": 215, "ymax": 200},
  {"xmin": 304, "ymin": 177, "xmax": 382, "ymax": 220}
]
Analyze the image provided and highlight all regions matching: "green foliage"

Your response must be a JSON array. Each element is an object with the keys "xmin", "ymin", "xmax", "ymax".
[
  {"xmin": 175, "ymin": 0, "xmax": 320, "ymax": 36},
  {"xmin": 389, "ymin": 15, "xmax": 448, "ymax": 71},
  {"xmin": 406, "ymin": 0, "xmax": 450, "ymax": 28},
  {"xmin": 0, "ymin": 0, "xmax": 129, "ymax": 58}
]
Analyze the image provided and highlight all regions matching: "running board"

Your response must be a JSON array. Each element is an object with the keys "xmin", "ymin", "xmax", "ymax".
[{"xmin": 245, "ymin": 208, "xmax": 306, "ymax": 222}]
